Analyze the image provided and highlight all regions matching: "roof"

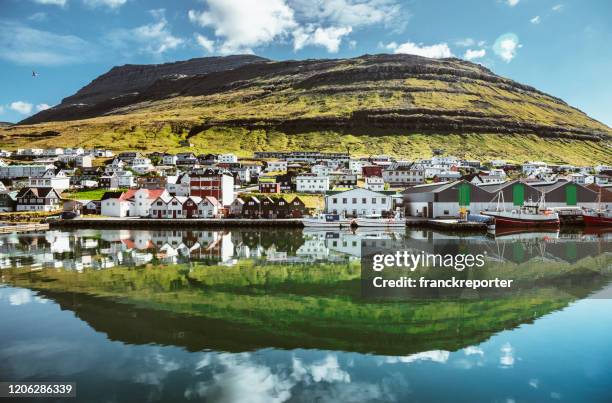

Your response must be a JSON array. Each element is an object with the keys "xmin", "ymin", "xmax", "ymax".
[
  {"xmin": 325, "ymin": 187, "xmax": 397, "ymax": 196},
  {"xmin": 16, "ymin": 187, "xmax": 60, "ymax": 198},
  {"xmin": 586, "ymin": 184, "xmax": 612, "ymax": 202}
]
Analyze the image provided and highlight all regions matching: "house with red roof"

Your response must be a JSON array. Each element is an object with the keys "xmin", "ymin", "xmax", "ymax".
[{"xmin": 101, "ymin": 188, "xmax": 169, "ymax": 217}]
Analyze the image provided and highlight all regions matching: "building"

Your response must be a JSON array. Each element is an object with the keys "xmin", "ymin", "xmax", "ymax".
[
  {"xmin": 296, "ymin": 174, "xmax": 330, "ymax": 193},
  {"xmin": 137, "ymin": 175, "xmax": 167, "ymax": 189},
  {"xmin": 530, "ymin": 180, "xmax": 598, "ymax": 209},
  {"xmin": 265, "ymin": 160, "xmax": 287, "ymax": 173},
  {"xmin": 382, "ymin": 162, "xmax": 425, "ymax": 185},
  {"xmin": 325, "ymin": 188, "xmax": 395, "ymax": 217},
  {"xmin": 362, "ymin": 165, "xmax": 383, "ymax": 178},
  {"xmin": 478, "ymin": 180, "xmax": 542, "ymax": 210},
  {"xmin": 189, "ymin": 168, "xmax": 235, "ymax": 206},
  {"xmin": 0, "ymin": 191, "xmax": 17, "ymax": 212},
  {"xmin": 365, "ymin": 176, "xmax": 385, "ymax": 192},
  {"xmin": 101, "ymin": 188, "xmax": 168, "ymax": 217},
  {"xmin": 197, "ymin": 196, "xmax": 223, "ymax": 218},
  {"xmin": 402, "ymin": 180, "xmax": 494, "ymax": 218},
  {"xmin": 259, "ymin": 177, "xmax": 281, "ymax": 193},
  {"xmin": 165, "ymin": 174, "xmax": 191, "ymax": 196},
  {"xmin": 242, "ymin": 196, "xmax": 262, "ymax": 218},
  {"xmin": 330, "ymin": 172, "xmax": 358, "ymax": 188},
  {"xmin": 16, "ymin": 187, "xmax": 62, "ymax": 212},
  {"xmin": 28, "ymin": 169, "xmax": 71, "ymax": 192},
  {"xmin": 75, "ymin": 155, "xmax": 93, "ymax": 168},
  {"xmin": 311, "ymin": 164, "xmax": 333, "ymax": 177},
  {"xmin": 0, "ymin": 164, "xmax": 54, "ymax": 179},
  {"xmin": 229, "ymin": 198, "xmax": 245, "ymax": 217},
  {"xmin": 218, "ymin": 153, "xmax": 238, "ymax": 163}
]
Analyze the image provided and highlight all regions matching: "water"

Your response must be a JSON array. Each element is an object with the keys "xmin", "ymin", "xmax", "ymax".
[{"xmin": 0, "ymin": 228, "xmax": 611, "ymax": 402}]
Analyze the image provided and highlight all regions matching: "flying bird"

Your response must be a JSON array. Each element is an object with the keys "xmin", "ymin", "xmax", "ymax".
[{"xmin": 32, "ymin": 71, "xmax": 38, "ymax": 77}]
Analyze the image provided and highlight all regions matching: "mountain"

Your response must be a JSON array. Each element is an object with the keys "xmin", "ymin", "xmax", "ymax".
[{"xmin": 3, "ymin": 54, "xmax": 611, "ymax": 164}]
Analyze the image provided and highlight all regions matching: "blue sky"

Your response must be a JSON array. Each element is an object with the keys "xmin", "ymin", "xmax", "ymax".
[{"xmin": 1, "ymin": 0, "xmax": 611, "ymax": 127}]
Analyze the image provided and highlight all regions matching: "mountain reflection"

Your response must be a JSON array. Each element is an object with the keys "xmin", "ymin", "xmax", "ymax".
[{"xmin": 1, "ymin": 228, "xmax": 610, "ymax": 356}]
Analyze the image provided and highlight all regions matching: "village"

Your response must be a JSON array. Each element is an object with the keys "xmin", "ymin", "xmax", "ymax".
[{"xmin": 0, "ymin": 147, "xmax": 610, "ymax": 226}]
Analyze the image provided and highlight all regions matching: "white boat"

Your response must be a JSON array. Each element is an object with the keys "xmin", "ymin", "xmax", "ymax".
[
  {"xmin": 481, "ymin": 192, "xmax": 560, "ymax": 228},
  {"xmin": 354, "ymin": 212, "xmax": 406, "ymax": 228},
  {"xmin": 302, "ymin": 213, "xmax": 353, "ymax": 228}
]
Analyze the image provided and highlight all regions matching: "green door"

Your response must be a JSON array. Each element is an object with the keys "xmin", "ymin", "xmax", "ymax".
[
  {"xmin": 566, "ymin": 183, "xmax": 577, "ymax": 206},
  {"xmin": 458, "ymin": 183, "xmax": 471, "ymax": 206},
  {"xmin": 512, "ymin": 183, "xmax": 525, "ymax": 206}
]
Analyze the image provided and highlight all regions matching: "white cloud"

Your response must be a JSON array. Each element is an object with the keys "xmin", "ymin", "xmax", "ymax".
[
  {"xmin": 0, "ymin": 21, "xmax": 94, "ymax": 65},
  {"xmin": 10, "ymin": 101, "xmax": 34, "ymax": 115},
  {"xmin": 530, "ymin": 16, "xmax": 541, "ymax": 24},
  {"xmin": 32, "ymin": 0, "xmax": 67, "ymax": 6},
  {"xmin": 0, "ymin": 106, "xmax": 4, "ymax": 114},
  {"xmin": 455, "ymin": 38, "xmax": 475, "ymax": 47},
  {"xmin": 506, "ymin": 0, "xmax": 519, "ymax": 7},
  {"xmin": 463, "ymin": 48, "xmax": 486, "ymax": 60},
  {"xmin": 493, "ymin": 33, "xmax": 521, "ymax": 62},
  {"xmin": 385, "ymin": 41, "xmax": 453, "ymax": 58},
  {"xmin": 290, "ymin": 0, "xmax": 402, "ymax": 28},
  {"xmin": 83, "ymin": 0, "xmax": 127, "ymax": 9},
  {"xmin": 552, "ymin": 4, "xmax": 564, "ymax": 12},
  {"xmin": 36, "ymin": 103, "xmax": 51, "ymax": 111},
  {"xmin": 28, "ymin": 12, "xmax": 48, "ymax": 22},
  {"xmin": 292, "ymin": 355, "xmax": 351, "ymax": 383},
  {"xmin": 107, "ymin": 9, "xmax": 183, "ymax": 56},
  {"xmin": 195, "ymin": 34, "xmax": 215, "ymax": 53},
  {"xmin": 293, "ymin": 25, "xmax": 352, "ymax": 53},
  {"xmin": 188, "ymin": 0, "xmax": 297, "ymax": 54}
]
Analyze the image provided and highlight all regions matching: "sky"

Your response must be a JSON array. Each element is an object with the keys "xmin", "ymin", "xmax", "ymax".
[{"xmin": 0, "ymin": 0, "xmax": 611, "ymax": 127}]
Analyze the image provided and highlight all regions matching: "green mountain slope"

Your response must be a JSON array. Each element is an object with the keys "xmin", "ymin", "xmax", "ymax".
[{"xmin": 1, "ymin": 54, "xmax": 610, "ymax": 164}]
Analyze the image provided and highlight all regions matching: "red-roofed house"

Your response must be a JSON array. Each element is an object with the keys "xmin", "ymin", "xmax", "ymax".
[{"xmin": 101, "ymin": 188, "xmax": 169, "ymax": 217}]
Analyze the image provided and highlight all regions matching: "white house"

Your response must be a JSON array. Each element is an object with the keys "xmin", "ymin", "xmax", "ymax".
[
  {"xmin": 382, "ymin": 162, "xmax": 425, "ymax": 185},
  {"xmin": 166, "ymin": 173, "xmax": 190, "ymax": 196},
  {"xmin": 522, "ymin": 161, "xmax": 549, "ymax": 175},
  {"xmin": 28, "ymin": 169, "xmax": 71, "ymax": 192},
  {"xmin": 218, "ymin": 153, "xmax": 238, "ymax": 163},
  {"xmin": 105, "ymin": 159, "xmax": 126, "ymax": 174},
  {"xmin": 365, "ymin": 176, "xmax": 385, "ymax": 192},
  {"xmin": 130, "ymin": 157, "xmax": 154, "ymax": 174},
  {"xmin": 265, "ymin": 160, "xmax": 287, "ymax": 173},
  {"xmin": 162, "ymin": 154, "xmax": 178, "ymax": 165},
  {"xmin": 75, "ymin": 155, "xmax": 93, "ymax": 168},
  {"xmin": 296, "ymin": 174, "xmax": 330, "ymax": 193},
  {"xmin": 198, "ymin": 196, "xmax": 223, "ymax": 218},
  {"xmin": 102, "ymin": 188, "xmax": 169, "ymax": 217},
  {"xmin": 325, "ymin": 188, "xmax": 394, "ymax": 217},
  {"xmin": 311, "ymin": 164, "xmax": 333, "ymax": 177},
  {"xmin": 349, "ymin": 159, "xmax": 366, "ymax": 175}
]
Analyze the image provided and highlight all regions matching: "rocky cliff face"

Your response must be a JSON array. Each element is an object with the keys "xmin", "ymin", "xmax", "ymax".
[
  {"xmin": 19, "ymin": 54, "xmax": 611, "ymax": 141},
  {"xmin": 21, "ymin": 55, "xmax": 268, "ymax": 124}
]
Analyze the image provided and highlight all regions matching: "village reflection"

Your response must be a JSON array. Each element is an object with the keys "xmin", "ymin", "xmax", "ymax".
[{"xmin": 0, "ymin": 227, "xmax": 609, "ymax": 271}]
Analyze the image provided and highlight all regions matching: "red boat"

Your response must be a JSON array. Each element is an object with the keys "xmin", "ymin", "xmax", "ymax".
[
  {"xmin": 583, "ymin": 211, "xmax": 612, "ymax": 226},
  {"xmin": 481, "ymin": 193, "xmax": 560, "ymax": 228}
]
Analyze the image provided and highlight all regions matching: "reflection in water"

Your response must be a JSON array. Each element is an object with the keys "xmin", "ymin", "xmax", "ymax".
[{"xmin": 0, "ymin": 228, "xmax": 611, "ymax": 402}]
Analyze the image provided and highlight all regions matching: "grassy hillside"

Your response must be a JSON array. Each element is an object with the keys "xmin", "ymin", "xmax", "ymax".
[{"xmin": 2, "ymin": 54, "xmax": 610, "ymax": 164}]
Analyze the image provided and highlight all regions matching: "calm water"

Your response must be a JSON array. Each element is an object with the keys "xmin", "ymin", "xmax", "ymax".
[{"xmin": 0, "ymin": 228, "xmax": 611, "ymax": 403}]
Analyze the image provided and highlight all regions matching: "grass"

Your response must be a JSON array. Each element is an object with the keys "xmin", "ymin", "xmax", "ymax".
[{"xmin": 63, "ymin": 188, "xmax": 127, "ymax": 200}]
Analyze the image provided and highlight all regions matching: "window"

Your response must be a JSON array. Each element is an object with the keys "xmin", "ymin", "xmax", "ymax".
[
  {"xmin": 352, "ymin": 198, "xmax": 357, "ymax": 204},
  {"xmin": 372, "ymin": 198, "xmax": 376, "ymax": 204},
  {"xmin": 381, "ymin": 198, "xmax": 386, "ymax": 204},
  {"xmin": 444, "ymin": 210, "xmax": 449, "ymax": 215},
  {"xmin": 342, "ymin": 198, "xmax": 347, "ymax": 204},
  {"xmin": 362, "ymin": 198, "xmax": 366, "ymax": 203}
]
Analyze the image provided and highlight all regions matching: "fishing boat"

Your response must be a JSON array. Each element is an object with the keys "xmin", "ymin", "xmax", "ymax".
[
  {"xmin": 481, "ymin": 192, "xmax": 560, "ymax": 228},
  {"xmin": 583, "ymin": 187, "xmax": 612, "ymax": 226},
  {"xmin": 354, "ymin": 211, "xmax": 407, "ymax": 228},
  {"xmin": 302, "ymin": 213, "xmax": 353, "ymax": 228},
  {"xmin": 583, "ymin": 211, "xmax": 612, "ymax": 226}
]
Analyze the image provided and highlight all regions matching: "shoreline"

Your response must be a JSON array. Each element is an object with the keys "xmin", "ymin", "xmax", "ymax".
[{"xmin": 47, "ymin": 217, "xmax": 490, "ymax": 231}]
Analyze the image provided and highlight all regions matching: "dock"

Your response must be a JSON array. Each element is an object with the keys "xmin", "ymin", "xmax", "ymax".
[
  {"xmin": 0, "ymin": 222, "xmax": 50, "ymax": 233},
  {"xmin": 49, "ymin": 216, "xmax": 490, "ymax": 231},
  {"xmin": 50, "ymin": 217, "xmax": 304, "ymax": 229}
]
